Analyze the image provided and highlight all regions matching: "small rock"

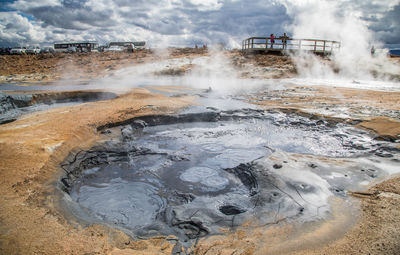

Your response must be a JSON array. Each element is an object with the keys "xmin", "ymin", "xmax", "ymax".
[
  {"xmin": 166, "ymin": 235, "xmax": 178, "ymax": 242},
  {"xmin": 273, "ymin": 163, "xmax": 282, "ymax": 169},
  {"xmin": 172, "ymin": 242, "xmax": 183, "ymax": 254},
  {"xmin": 206, "ymin": 106, "xmax": 218, "ymax": 111},
  {"xmin": 121, "ymin": 125, "xmax": 133, "ymax": 140},
  {"xmin": 100, "ymin": 129, "xmax": 112, "ymax": 134},
  {"xmin": 375, "ymin": 152, "xmax": 393, "ymax": 158},
  {"xmin": 132, "ymin": 119, "xmax": 147, "ymax": 128},
  {"xmin": 374, "ymin": 135, "xmax": 396, "ymax": 142},
  {"xmin": 160, "ymin": 242, "xmax": 170, "ymax": 250}
]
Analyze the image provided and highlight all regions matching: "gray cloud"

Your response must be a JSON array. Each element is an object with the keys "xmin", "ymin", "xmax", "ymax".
[
  {"xmin": 23, "ymin": 5, "xmax": 116, "ymax": 30},
  {"xmin": 369, "ymin": 3, "xmax": 400, "ymax": 44}
]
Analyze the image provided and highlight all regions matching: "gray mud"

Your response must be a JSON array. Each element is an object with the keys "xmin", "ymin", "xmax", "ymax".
[
  {"xmin": 59, "ymin": 109, "xmax": 400, "ymax": 249},
  {"xmin": 0, "ymin": 91, "xmax": 117, "ymax": 124}
]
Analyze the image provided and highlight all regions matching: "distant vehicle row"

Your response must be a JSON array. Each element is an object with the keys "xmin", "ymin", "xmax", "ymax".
[
  {"xmin": 53, "ymin": 41, "xmax": 146, "ymax": 53},
  {"xmin": 1, "ymin": 41, "xmax": 146, "ymax": 55},
  {"xmin": 0, "ymin": 46, "xmax": 55, "ymax": 55}
]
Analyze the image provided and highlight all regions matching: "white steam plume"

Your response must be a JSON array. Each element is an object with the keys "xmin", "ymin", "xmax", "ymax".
[{"xmin": 284, "ymin": 0, "xmax": 400, "ymax": 81}]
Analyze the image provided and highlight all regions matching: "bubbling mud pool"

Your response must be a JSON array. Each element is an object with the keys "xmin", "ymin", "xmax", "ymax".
[{"xmin": 59, "ymin": 108, "xmax": 400, "ymax": 249}]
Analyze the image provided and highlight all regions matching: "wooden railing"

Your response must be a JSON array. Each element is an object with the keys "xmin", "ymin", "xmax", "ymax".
[{"xmin": 242, "ymin": 37, "xmax": 341, "ymax": 54}]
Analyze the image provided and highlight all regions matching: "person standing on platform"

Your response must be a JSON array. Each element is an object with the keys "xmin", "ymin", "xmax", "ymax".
[
  {"xmin": 371, "ymin": 45, "xmax": 375, "ymax": 56},
  {"xmin": 281, "ymin": 33, "xmax": 289, "ymax": 49},
  {"xmin": 270, "ymin": 34, "xmax": 275, "ymax": 48}
]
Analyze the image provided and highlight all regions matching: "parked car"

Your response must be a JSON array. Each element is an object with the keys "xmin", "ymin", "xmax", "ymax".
[
  {"xmin": 40, "ymin": 47, "xmax": 55, "ymax": 53},
  {"xmin": 0, "ymin": 48, "xmax": 11, "ymax": 55},
  {"xmin": 10, "ymin": 46, "xmax": 26, "ymax": 54},
  {"xmin": 389, "ymin": 49, "xmax": 400, "ymax": 57},
  {"xmin": 126, "ymin": 43, "xmax": 134, "ymax": 53},
  {"xmin": 133, "ymin": 41, "xmax": 146, "ymax": 50},
  {"xmin": 26, "ymin": 46, "xmax": 41, "ymax": 54},
  {"xmin": 104, "ymin": 45, "xmax": 124, "ymax": 52},
  {"xmin": 66, "ymin": 46, "xmax": 77, "ymax": 53}
]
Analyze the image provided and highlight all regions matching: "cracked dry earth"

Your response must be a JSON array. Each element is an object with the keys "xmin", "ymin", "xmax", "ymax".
[{"xmin": 0, "ymin": 84, "xmax": 400, "ymax": 255}]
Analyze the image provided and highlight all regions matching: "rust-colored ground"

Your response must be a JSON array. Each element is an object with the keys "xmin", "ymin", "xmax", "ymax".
[
  {"xmin": 1, "ymin": 52, "xmax": 400, "ymax": 254},
  {"xmin": 0, "ymin": 52, "xmax": 147, "ymax": 82},
  {"xmin": 0, "ymin": 49, "xmax": 209, "ymax": 82}
]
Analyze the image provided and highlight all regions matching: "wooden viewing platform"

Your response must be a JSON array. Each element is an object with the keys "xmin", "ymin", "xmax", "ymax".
[{"xmin": 242, "ymin": 37, "xmax": 341, "ymax": 55}]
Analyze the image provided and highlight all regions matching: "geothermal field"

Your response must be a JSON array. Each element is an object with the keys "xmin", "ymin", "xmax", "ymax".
[{"xmin": 0, "ymin": 48, "xmax": 400, "ymax": 255}]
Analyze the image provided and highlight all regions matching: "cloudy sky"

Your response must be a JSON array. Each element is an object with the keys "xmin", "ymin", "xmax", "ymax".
[{"xmin": 0, "ymin": 0, "xmax": 399, "ymax": 48}]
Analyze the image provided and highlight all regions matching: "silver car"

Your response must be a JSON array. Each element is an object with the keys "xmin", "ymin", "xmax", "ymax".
[
  {"xmin": 10, "ymin": 46, "xmax": 26, "ymax": 54},
  {"xmin": 66, "ymin": 46, "xmax": 77, "ymax": 53},
  {"xmin": 26, "ymin": 46, "xmax": 41, "ymax": 54},
  {"xmin": 40, "ymin": 47, "xmax": 55, "ymax": 53},
  {"xmin": 104, "ymin": 45, "xmax": 124, "ymax": 52}
]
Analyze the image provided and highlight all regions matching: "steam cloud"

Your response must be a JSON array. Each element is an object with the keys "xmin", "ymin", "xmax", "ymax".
[
  {"xmin": 62, "ymin": 1, "xmax": 400, "ymax": 95},
  {"xmin": 285, "ymin": 0, "xmax": 400, "ymax": 82}
]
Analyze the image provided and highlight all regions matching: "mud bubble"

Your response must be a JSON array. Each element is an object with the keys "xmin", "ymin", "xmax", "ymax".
[{"xmin": 59, "ymin": 109, "xmax": 399, "ymax": 248}]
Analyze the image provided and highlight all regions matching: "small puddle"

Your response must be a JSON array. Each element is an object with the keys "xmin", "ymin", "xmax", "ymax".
[{"xmin": 59, "ymin": 109, "xmax": 400, "ymax": 248}]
